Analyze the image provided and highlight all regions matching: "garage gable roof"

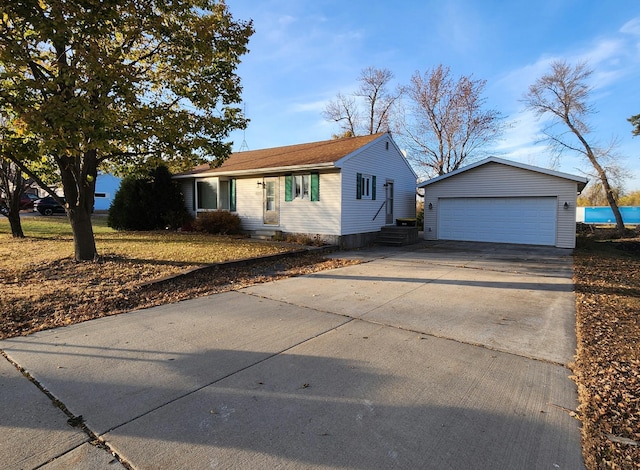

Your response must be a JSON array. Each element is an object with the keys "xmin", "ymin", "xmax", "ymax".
[{"xmin": 417, "ymin": 157, "xmax": 588, "ymax": 191}]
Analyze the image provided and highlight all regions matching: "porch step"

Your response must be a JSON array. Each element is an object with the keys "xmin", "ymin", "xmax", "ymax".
[{"xmin": 375, "ymin": 226, "xmax": 420, "ymax": 246}]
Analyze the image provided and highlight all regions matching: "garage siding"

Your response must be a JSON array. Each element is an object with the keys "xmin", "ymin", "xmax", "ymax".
[{"xmin": 423, "ymin": 162, "xmax": 579, "ymax": 248}]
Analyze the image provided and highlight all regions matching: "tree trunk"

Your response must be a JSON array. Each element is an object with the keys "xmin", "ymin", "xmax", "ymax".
[
  {"xmin": 600, "ymin": 173, "xmax": 625, "ymax": 235},
  {"xmin": 7, "ymin": 208, "xmax": 24, "ymax": 238},
  {"xmin": 68, "ymin": 207, "xmax": 97, "ymax": 260},
  {"xmin": 567, "ymin": 120, "xmax": 626, "ymax": 235},
  {"xmin": 60, "ymin": 149, "xmax": 99, "ymax": 261}
]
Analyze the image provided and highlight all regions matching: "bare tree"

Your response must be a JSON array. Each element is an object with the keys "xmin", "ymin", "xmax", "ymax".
[
  {"xmin": 577, "ymin": 181, "xmax": 622, "ymax": 206},
  {"xmin": 523, "ymin": 60, "xmax": 625, "ymax": 234},
  {"xmin": 394, "ymin": 65, "xmax": 504, "ymax": 177},
  {"xmin": 323, "ymin": 67, "xmax": 398, "ymax": 137},
  {"xmin": 323, "ymin": 92, "xmax": 359, "ymax": 138}
]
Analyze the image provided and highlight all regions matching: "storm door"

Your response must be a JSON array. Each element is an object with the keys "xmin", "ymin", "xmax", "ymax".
[
  {"xmin": 385, "ymin": 181, "xmax": 394, "ymax": 224},
  {"xmin": 263, "ymin": 177, "xmax": 279, "ymax": 225}
]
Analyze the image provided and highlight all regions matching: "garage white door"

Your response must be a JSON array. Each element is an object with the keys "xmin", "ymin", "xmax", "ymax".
[{"xmin": 438, "ymin": 197, "xmax": 557, "ymax": 246}]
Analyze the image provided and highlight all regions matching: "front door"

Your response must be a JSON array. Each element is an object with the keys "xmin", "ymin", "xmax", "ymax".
[
  {"xmin": 385, "ymin": 181, "xmax": 394, "ymax": 224},
  {"xmin": 263, "ymin": 177, "xmax": 279, "ymax": 225}
]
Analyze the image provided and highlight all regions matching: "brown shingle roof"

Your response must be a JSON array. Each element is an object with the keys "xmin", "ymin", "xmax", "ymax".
[{"xmin": 178, "ymin": 133, "xmax": 385, "ymax": 176}]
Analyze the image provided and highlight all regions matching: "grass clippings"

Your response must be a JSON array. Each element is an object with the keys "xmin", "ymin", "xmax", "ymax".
[{"xmin": 573, "ymin": 232, "xmax": 640, "ymax": 470}]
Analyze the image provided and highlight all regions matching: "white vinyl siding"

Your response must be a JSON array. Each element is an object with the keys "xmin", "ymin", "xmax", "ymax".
[
  {"xmin": 438, "ymin": 197, "xmax": 557, "ymax": 245},
  {"xmin": 340, "ymin": 137, "xmax": 417, "ymax": 235},
  {"xmin": 423, "ymin": 162, "xmax": 579, "ymax": 248},
  {"xmin": 280, "ymin": 171, "xmax": 340, "ymax": 234},
  {"xmin": 235, "ymin": 172, "xmax": 341, "ymax": 235}
]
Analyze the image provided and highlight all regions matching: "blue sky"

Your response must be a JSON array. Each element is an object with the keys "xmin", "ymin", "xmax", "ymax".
[{"xmin": 226, "ymin": 1, "xmax": 640, "ymax": 190}]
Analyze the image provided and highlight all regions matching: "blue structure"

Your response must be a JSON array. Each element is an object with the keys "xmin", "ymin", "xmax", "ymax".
[
  {"xmin": 583, "ymin": 206, "xmax": 640, "ymax": 224},
  {"xmin": 94, "ymin": 173, "xmax": 121, "ymax": 211}
]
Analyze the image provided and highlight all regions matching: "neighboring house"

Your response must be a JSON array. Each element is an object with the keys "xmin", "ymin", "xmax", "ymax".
[
  {"xmin": 418, "ymin": 157, "xmax": 588, "ymax": 249},
  {"xmin": 174, "ymin": 132, "xmax": 418, "ymax": 248},
  {"xmin": 93, "ymin": 173, "xmax": 121, "ymax": 211}
]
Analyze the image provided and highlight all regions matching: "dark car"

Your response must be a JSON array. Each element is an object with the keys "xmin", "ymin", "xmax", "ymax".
[{"xmin": 34, "ymin": 196, "xmax": 66, "ymax": 216}]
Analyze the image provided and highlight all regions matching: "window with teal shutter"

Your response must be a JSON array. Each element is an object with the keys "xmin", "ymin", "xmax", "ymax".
[
  {"xmin": 311, "ymin": 173, "xmax": 319, "ymax": 201},
  {"xmin": 372, "ymin": 175, "xmax": 376, "ymax": 200},
  {"xmin": 285, "ymin": 175, "xmax": 293, "ymax": 201},
  {"xmin": 357, "ymin": 173, "xmax": 375, "ymax": 200},
  {"xmin": 230, "ymin": 178, "xmax": 236, "ymax": 211}
]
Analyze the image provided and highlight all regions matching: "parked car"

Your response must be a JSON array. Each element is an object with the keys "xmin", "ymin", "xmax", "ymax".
[
  {"xmin": 20, "ymin": 193, "xmax": 40, "ymax": 210},
  {"xmin": 34, "ymin": 196, "xmax": 66, "ymax": 216},
  {"xmin": 0, "ymin": 193, "xmax": 40, "ymax": 211}
]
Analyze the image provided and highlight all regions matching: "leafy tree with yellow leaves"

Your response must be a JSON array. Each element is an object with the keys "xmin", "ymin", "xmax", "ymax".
[{"xmin": 0, "ymin": 0, "xmax": 253, "ymax": 260}]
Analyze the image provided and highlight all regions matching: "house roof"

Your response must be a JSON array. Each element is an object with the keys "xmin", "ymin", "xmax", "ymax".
[
  {"xmin": 417, "ymin": 156, "xmax": 588, "ymax": 192},
  {"xmin": 174, "ymin": 133, "xmax": 388, "ymax": 178}
]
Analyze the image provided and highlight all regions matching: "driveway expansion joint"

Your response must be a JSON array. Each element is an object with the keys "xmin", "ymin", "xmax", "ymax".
[{"xmin": 0, "ymin": 350, "xmax": 133, "ymax": 470}]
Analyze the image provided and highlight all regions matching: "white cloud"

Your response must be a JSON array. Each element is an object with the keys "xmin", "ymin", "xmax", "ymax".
[
  {"xmin": 289, "ymin": 99, "xmax": 328, "ymax": 113},
  {"xmin": 620, "ymin": 17, "xmax": 640, "ymax": 35}
]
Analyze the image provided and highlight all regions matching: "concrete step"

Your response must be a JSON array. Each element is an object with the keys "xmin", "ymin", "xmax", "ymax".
[{"xmin": 376, "ymin": 226, "xmax": 420, "ymax": 246}]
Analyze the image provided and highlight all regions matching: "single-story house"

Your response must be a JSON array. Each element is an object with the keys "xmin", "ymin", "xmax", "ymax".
[
  {"xmin": 418, "ymin": 157, "xmax": 588, "ymax": 249},
  {"xmin": 174, "ymin": 132, "xmax": 418, "ymax": 248}
]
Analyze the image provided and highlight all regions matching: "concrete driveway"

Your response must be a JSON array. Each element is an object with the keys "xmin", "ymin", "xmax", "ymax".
[{"xmin": 0, "ymin": 241, "xmax": 584, "ymax": 469}]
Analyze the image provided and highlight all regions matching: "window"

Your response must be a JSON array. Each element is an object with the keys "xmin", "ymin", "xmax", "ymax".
[
  {"xmin": 218, "ymin": 179, "xmax": 236, "ymax": 211},
  {"xmin": 196, "ymin": 180, "xmax": 217, "ymax": 210},
  {"xmin": 294, "ymin": 175, "xmax": 309, "ymax": 199},
  {"xmin": 356, "ymin": 173, "xmax": 376, "ymax": 200},
  {"xmin": 285, "ymin": 173, "xmax": 319, "ymax": 201}
]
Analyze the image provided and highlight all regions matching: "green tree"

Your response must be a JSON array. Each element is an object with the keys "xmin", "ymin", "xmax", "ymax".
[
  {"xmin": 523, "ymin": 61, "xmax": 626, "ymax": 234},
  {"xmin": 0, "ymin": 0, "xmax": 253, "ymax": 260},
  {"xmin": 108, "ymin": 165, "xmax": 191, "ymax": 231}
]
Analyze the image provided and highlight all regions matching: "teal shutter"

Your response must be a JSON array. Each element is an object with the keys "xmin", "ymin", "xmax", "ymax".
[
  {"xmin": 230, "ymin": 178, "xmax": 236, "ymax": 211},
  {"xmin": 285, "ymin": 175, "xmax": 293, "ymax": 201},
  {"xmin": 356, "ymin": 173, "xmax": 362, "ymax": 199},
  {"xmin": 310, "ymin": 173, "xmax": 319, "ymax": 201},
  {"xmin": 372, "ymin": 175, "xmax": 377, "ymax": 200}
]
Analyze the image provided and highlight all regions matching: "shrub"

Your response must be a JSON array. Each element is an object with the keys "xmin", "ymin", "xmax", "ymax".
[
  {"xmin": 416, "ymin": 201, "xmax": 424, "ymax": 229},
  {"xmin": 108, "ymin": 165, "xmax": 193, "ymax": 231},
  {"xmin": 193, "ymin": 210, "xmax": 241, "ymax": 235}
]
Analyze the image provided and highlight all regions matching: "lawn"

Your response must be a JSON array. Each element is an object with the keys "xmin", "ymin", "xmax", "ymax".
[{"xmin": 0, "ymin": 215, "xmax": 354, "ymax": 339}]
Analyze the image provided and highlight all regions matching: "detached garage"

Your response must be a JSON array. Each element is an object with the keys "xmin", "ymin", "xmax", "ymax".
[{"xmin": 419, "ymin": 157, "xmax": 588, "ymax": 249}]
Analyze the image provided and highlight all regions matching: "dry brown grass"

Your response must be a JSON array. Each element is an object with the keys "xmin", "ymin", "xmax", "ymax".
[
  {"xmin": 0, "ymin": 216, "xmax": 357, "ymax": 339},
  {"xmin": 573, "ymin": 231, "xmax": 640, "ymax": 469}
]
